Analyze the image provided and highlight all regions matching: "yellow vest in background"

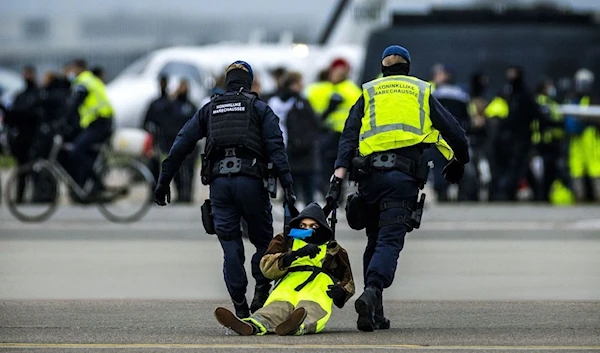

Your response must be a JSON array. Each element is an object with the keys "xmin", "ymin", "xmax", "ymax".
[
  {"xmin": 73, "ymin": 71, "xmax": 113, "ymax": 129},
  {"xmin": 484, "ymin": 96, "xmax": 509, "ymax": 119},
  {"xmin": 307, "ymin": 79, "xmax": 361, "ymax": 133},
  {"xmin": 359, "ymin": 75, "xmax": 454, "ymax": 160}
]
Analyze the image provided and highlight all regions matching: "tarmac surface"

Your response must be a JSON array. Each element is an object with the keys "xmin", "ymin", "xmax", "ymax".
[{"xmin": 1, "ymin": 203, "xmax": 599, "ymax": 352}]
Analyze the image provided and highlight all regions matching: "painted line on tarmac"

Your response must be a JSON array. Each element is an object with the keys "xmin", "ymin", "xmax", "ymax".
[
  {"xmin": 2, "ymin": 220, "xmax": 600, "ymax": 232},
  {"xmin": 1, "ymin": 343, "xmax": 600, "ymax": 350}
]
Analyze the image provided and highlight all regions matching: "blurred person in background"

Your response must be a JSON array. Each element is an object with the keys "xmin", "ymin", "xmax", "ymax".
[
  {"xmin": 63, "ymin": 59, "xmax": 114, "ymax": 196},
  {"xmin": 485, "ymin": 66, "xmax": 542, "ymax": 201},
  {"xmin": 154, "ymin": 61, "xmax": 295, "ymax": 319},
  {"xmin": 165, "ymin": 80, "xmax": 197, "ymax": 203},
  {"xmin": 468, "ymin": 72, "xmax": 491, "ymax": 200},
  {"xmin": 143, "ymin": 75, "xmax": 171, "ymax": 182},
  {"xmin": 306, "ymin": 58, "xmax": 361, "ymax": 200},
  {"xmin": 268, "ymin": 72, "xmax": 319, "ymax": 206},
  {"xmin": 529, "ymin": 78, "xmax": 568, "ymax": 202},
  {"xmin": 327, "ymin": 46, "xmax": 469, "ymax": 332},
  {"xmin": 564, "ymin": 69, "xmax": 600, "ymax": 202},
  {"xmin": 262, "ymin": 66, "xmax": 287, "ymax": 101},
  {"xmin": 428, "ymin": 64, "xmax": 474, "ymax": 201},
  {"xmin": 5, "ymin": 65, "xmax": 41, "ymax": 202},
  {"xmin": 29, "ymin": 71, "xmax": 71, "ymax": 202},
  {"xmin": 92, "ymin": 66, "xmax": 106, "ymax": 83}
]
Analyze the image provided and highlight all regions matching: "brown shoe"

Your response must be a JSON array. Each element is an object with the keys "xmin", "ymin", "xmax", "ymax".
[
  {"xmin": 214, "ymin": 307, "xmax": 255, "ymax": 336},
  {"xmin": 275, "ymin": 307, "xmax": 307, "ymax": 336}
]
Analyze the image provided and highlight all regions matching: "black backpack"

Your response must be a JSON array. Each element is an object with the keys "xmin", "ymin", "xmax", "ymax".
[{"xmin": 285, "ymin": 99, "xmax": 318, "ymax": 154}]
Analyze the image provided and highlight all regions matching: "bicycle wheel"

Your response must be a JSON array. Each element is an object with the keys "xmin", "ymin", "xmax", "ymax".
[
  {"xmin": 96, "ymin": 158, "xmax": 154, "ymax": 223},
  {"xmin": 5, "ymin": 161, "xmax": 59, "ymax": 222}
]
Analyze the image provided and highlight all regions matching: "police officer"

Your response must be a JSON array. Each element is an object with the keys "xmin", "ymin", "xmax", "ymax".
[
  {"xmin": 154, "ymin": 61, "xmax": 295, "ymax": 319},
  {"xmin": 326, "ymin": 46, "xmax": 469, "ymax": 332}
]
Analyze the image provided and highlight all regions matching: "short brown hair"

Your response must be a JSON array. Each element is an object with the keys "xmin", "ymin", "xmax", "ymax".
[{"xmin": 282, "ymin": 71, "xmax": 303, "ymax": 88}]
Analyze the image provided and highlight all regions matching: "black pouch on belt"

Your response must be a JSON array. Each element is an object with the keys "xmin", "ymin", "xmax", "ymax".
[
  {"xmin": 345, "ymin": 191, "xmax": 367, "ymax": 230},
  {"xmin": 201, "ymin": 199, "xmax": 216, "ymax": 234}
]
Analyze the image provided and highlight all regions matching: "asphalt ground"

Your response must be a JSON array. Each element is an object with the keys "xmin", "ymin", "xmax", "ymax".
[{"xmin": 1, "ymin": 203, "xmax": 599, "ymax": 352}]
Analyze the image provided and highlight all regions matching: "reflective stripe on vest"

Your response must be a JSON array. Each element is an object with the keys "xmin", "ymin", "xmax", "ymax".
[
  {"xmin": 74, "ymin": 71, "xmax": 113, "ymax": 129},
  {"xmin": 359, "ymin": 75, "xmax": 454, "ymax": 160}
]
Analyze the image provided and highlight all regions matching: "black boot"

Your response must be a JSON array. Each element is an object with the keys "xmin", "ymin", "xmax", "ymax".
[
  {"xmin": 250, "ymin": 283, "xmax": 271, "ymax": 313},
  {"xmin": 355, "ymin": 286, "xmax": 380, "ymax": 332},
  {"xmin": 373, "ymin": 291, "xmax": 390, "ymax": 330},
  {"xmin": 232, "ymin": 298, "xmax": 250, "ymax": 319}
]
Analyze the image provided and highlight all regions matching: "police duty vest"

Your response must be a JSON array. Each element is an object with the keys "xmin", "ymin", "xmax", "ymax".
[
  {"xmin": 206, "ymin": 92, "xmax": 264, "ymax": 160},
  {"xmin": 359, "ymin": 75, "xmax": 454, "ymax": 160},
  {"xmin": 73, "ymin": 71, "xmax": 113, "ymax": 129}
]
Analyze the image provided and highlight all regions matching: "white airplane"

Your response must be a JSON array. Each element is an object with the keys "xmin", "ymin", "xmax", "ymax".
[{"xmin": 107, "ymin": 43, "xmax": 365, "ymax": 128}]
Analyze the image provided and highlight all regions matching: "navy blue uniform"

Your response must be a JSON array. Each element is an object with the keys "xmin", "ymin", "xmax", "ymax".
[
  {"xmin": 159, "ymin": 90, "xmax": 292, "ymax": 310},
  {"xmin": 335, "ymin": 93, "xmax": 469, "ymax": 291}
]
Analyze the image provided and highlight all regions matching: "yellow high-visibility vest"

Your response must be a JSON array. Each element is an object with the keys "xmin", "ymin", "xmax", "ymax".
[
  {"xmin": 73, "ymin": 71, "xmax": 113, "ymax": 129},
  {"xmin": 307, "ymin": 79, "xmax": 361, "ymax": 133},
  {"xmin": 484, "ymin": 96, "xmax": 509, "ymax": 119},
  {"xmin": 359, "ymin": 75, "xmax": 454, "ymax": 160},
  {"xmin": 533, "ymin": 94, "xmax": 564, "ymax": 144}
]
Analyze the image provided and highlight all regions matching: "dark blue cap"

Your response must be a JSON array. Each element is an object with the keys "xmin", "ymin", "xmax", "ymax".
[
  {"xmin": 381, "ymin": 45, "xmax": 411, "ymax": 64},
  {"xmin": 231, "ymin": 60, "xmax": 254, "ymax": 83}
]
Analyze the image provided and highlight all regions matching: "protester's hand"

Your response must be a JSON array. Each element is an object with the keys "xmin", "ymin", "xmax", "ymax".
[
  {"xmin": 326, "ymin": 284, "xmax": 347, "ymax": 301},
  {"xmin": 326, "ymin": 175, "xmax": 343, "ymax": 207},
  {"xmin": 154, "ymin": 184, "xmax": 171, "ymax": 206},
  {"xmin": 284, "ymin": 186, "xmax": 296, "ymax": 207},
  {"xmin": 294, "ymin": 244, "xmax": 321, "ymax": 259},
  {"xmin": 442, "ymin": 158, "xmax": 465, "ymax": 184}
]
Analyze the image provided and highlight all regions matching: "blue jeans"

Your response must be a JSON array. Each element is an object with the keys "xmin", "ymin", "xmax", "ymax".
[
  {"xmin": 359, "ymin": 170, "xmax": 419, "ymax": 290},
  {"xmin": 209, "ymin": 176, "xmax": 273, "ymax": 303}
]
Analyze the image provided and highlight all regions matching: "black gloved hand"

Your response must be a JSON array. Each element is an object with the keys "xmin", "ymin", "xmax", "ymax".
[
  {"xmin": 294, "ymin": 243, "xmax": 321, "ymax": 259},
  {"xmin": 442, "ymin": 158, "xmax": 465, "ymax": 184},
  {"xmin": 326, "ymin": 175, "xmax": 343, "ymax": 207},
  {"xmin": 327, "ymin": 93, "xmax": 344, "ymax": 111},
  {"xmin": 283, "ymin": 186, "xmax": 296, "ymax": 207},
  {"xmin": 322, "ymin": 93, "xmax": 344, "ymax": 121},
  {"xmin": 326, "ymin": 284, "xmax": 347, "ymax": 301},
  {"xmin": 154, "ymin": 184, "xmax": 171, "ymax": 206}
]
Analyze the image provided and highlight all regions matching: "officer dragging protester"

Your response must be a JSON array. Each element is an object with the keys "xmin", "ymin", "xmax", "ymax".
[
  {"xmin": 154, "ymin": 61, "xmax": 296, "ymax": 319},
  {"xmin": 326, "ymin": 46, "xmax": 469, "ymax": 332}
]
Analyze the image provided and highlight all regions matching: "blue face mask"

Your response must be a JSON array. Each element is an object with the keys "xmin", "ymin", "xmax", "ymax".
[{"xmin": 288, "ymin": 228, "xmax": 314, "ymax": 239}]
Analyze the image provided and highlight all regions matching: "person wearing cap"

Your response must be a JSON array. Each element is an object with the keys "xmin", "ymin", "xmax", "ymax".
[
  {"xmin": 306, "ymin": 58, "xmax": 362, "ymax": 199},
  {"xmin": 154, "ymin": 61, "xmax": 296, "ymax": 318},
  {"xmin": 326, "ymin": 45, "xmax": 469, "ymax": 332},
  {"xmin": 214, "ymin": 202, "xmax": 354, "ymax": 336}
]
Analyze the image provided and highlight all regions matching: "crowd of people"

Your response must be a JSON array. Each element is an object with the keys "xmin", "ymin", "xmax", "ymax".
[
  {"xmin": 0, "ymin": 60, "xmax": 114, "ymax": 202},
  {"xmin": 1, "ymin": 57, "xmax": 599, "ymax": 205}
]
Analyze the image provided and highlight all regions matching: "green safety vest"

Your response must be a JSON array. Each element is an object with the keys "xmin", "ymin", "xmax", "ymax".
[{"xmin": 73, "ymin": 71, "xmax": 113, "ymax": 129}]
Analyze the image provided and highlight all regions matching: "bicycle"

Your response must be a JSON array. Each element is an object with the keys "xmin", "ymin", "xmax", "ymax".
[{"xmin": 4, "ymin": 134, "xmax": 155, "ymax": 222}]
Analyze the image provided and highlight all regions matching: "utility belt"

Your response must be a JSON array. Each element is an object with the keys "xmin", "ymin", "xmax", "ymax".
[
  {"xmin": 200, "ymin": 148, "xmax": 266, "ymax": 185},
  {"xmin": 350, "ymin": 151, "xmax": 431, "ymax": 189},
  {"xmin": 277, "ymin": 265, "xmax": 336, "ymax": 292}
]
